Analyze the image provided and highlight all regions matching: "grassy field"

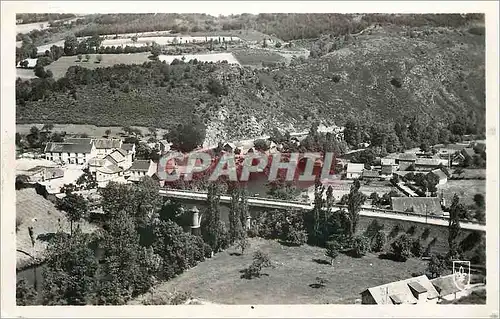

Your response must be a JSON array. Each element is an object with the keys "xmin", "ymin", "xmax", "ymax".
[
  {"xmin": 16, "ymin": 188, "xmax": 97, "ymax": 269},
  {"xmin": 46, "ymin": 53, "xmax": 151, "ymax": 79},
  {"xmin": 438, "ymin": 179, "xmax": 485, "ymax": 206},
  {"xmin": 130, "ymin": 237, "xmax": 428, "ymax": 305},
  {"xmin": 232, "ymin": 48, "xmax": 285, "ymax": 66}
]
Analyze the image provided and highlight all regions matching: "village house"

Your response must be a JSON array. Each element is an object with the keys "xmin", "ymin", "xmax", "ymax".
[
  {"xmin": 128, "ymin": 159, "xmax": 158, "ymax": 183},
  {"xmin": 414, "ymin": 158, "xmax": 449, "ymax": 171},
  {"xmin": 158, "ymin": 140, "xmax": 172, "ymax": 154},
  {"xmin": 94, "ymin": 138, "xmax": 123, "ymax": 158},
  {"xmin": 386, "ymin": 153, "xmax": 417, "ymax": 170},
  {"xmin": 430, "ymin": 274, "xmax": 466, "ymax": 302},
  {"xmin": 121, "ymin": 143, "xmax": 136, "ymax": 161},
  {"xmin": 361, "ymin": 275, "xmax": 439, "ymax": 304},
  {"xmin": 380, "ymin": 165, "xmax": 397, "ymax": 179},
  {"xmin": 21, "ymin": 166, "xmax": 64, "ymax": 183},
  {"xmin": 222, "ymin": 142, "xmax": 237, "ymax": 153},
  {"xmin": 346, "ymin": 163, "xmax": 364, "ymax": 180},
  {"xmin": 44, "ymin": 138, "xmax": 96, "ymax": 165},
  {"xmin": 362, "ymin": 169, "xmax": 380, "ymax": 180},
  {"xmin": 95, "ymin": 164, "xmax": 125, "ymax": 188},
  {"xmin": 391, "ymin": 197, "xmax": 444, "ymax": 216}
]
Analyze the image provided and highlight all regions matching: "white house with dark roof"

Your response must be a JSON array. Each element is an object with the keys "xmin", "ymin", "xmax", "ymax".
[
  {"xmin": 121, "ymin": 143, "xmax": 136, "ymax": 160},
  {"xmin": 128, "ymin": 159, "xmax": 157, "ymax": 183},
  {"xmin": 94, "ymin": 138, "xmax": 123, "ymax": 158},
  {"xmin": 346, "ymin": 163, "xmax": 364, "ymax": 179},
  {"xmin": 44, "ymin": 139, "xmax": 96, "ymax": 165},
  {"xmin": 361, "ymin": 275, "xmax": 439, "ymax": 304}
]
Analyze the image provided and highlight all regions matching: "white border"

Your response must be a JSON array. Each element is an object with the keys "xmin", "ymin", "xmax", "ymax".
[{"xmin": 1, "ymin": 1, "xmax": 499, "ymax": 318}]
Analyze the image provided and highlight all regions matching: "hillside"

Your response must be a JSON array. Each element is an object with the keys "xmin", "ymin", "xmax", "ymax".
[{"xmin": 16, "ymin": 25, "xmax": 485, "ymax": 145}]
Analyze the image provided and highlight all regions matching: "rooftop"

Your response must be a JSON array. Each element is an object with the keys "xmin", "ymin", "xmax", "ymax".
[
  {"xmin": 94, "ymin": 138, "xmax": 122, "ymax": 149},
  {"xmin": 415, "ymin": 158, "xmax": 443, "ymax": 166},
  {"xmin": 121, "ymin": 143, "xmax": 135, "ymax": 152},
  {"xmin": 130, "ymin": 160, "xmax": 153, "ymax": 171},
  {"xmin": 431, "ymin": 274, "xmax": 463, "ymax": 297},
  {"xmin": 346, "ymin": 163, "xmax": 364, "ymax": 173},
  {"xmin": 391, "ymin": 197, "xmax": 443, "ymax": 216},
  {"xmin": 362, "ymin": 169, "xmax": 379, "ymax": 178},
  {"xmin": 44, "ymin": 142, "xmax": 94, "ymax": 154},
  {"xmin": 361, "ymin": 275, "xmax": 439, "ymax": 305}
]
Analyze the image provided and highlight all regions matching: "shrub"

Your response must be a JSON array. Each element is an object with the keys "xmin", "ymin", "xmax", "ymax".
[
  {"xmin": 391, "ymin": 234, "xmax": 413, "ymax": 261},
  {"xmin": 351, "ymin": 235, "xmax": 370, "ymax": 257},
  {"xmin": 285, "ymin": 227, "xmax": 308, "ymax": 246},
  {"xmin": 371, "ymin": 231, "xmax": 386, "ymax": 252},
  {"xmin": 242, "ymin": 250, "xmax": 272, "ymax": 279},
  {"xmin": 236, "ymin": 238, "xmax": 250, "ymax": 255},
  {"xmin": 411, "ymin": 239, "xmax": 424, "ymax": 257},
  {"xmin": 325, "ymin": 240, "xmax": 340, "ymax": 264},
  {"xmin": 426, "ymin": 254, "xmax": 448, "ymax": 278}
]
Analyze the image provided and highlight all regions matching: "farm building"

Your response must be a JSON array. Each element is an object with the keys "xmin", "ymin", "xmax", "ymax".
[
  {"xmin": 128, "ymin": 159, "xmax": 157, "ymax": 183},
  {"xmin": 380, "ymin": 165, "xmax": 396, "ymax": 179},
  {"xmin": 391, "ymin": 197, "xmax": 444, "ymax": 216},
  {"xmin": 362, "ymin": 169, "xmax": 380, "ymax": 180},
  {"xmin": 121, "ymin": 143, "xmax": 136, "ymax": 160},
  {"xmin": 94, "ymin": 138, "xmax": 123, "ymax": 158},
  {"xmin": 414, "ymin": 158, "xmax": 449, "ymax": 171},
  {"xmin": 44, "ymin": 139, "xmax": 96, "ymax": 165},
  {"xmin": 346, "ymin": 163, "xmax": 364, "ymax": 179},
  {"xmin": 385, "ymin": 153, "xmax": 417, "ymax": 170},
  {"xmin": 361, "ymin": 275, "xmax": 439, "ymax": 304}
]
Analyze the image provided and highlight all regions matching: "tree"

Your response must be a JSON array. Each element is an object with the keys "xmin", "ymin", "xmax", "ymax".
[
  {"xmin": 206, "ymin": 78, "xmax": 228, "ymax": 97},
  {"xmin": 426, "ymin": 254, "xmax": 448, "ymax": 279},
  {"xmin": 325, "ymin": 240, "xmax": 340, "ymax": 265},
  {"xmin": 391, "ymin": 233, "xmax": 413, "ymax": 261},
  {"xmin": 105, "ymin": 129, "xmax": 111, "ymax": 137},
  {"xmin": 96, "ymin": 211, "xmax": 161, "ymax": 305},
  {"xmin": 77, "ymin": 54, "xmax": 83, "ymax": 62},
  {"xmin": 151, "ymin": 42, "xmax": 161, "ymax": 57},
  {"xmin": 228, "ymin": 186, "xmax": 245, "ymax": 244},
  {"xmin": 201, "ymin": 183, "xmax": 226, "ymax": 253},
  {"xmin": 42, "ymin": 229, "xmax": 98, "ymax": 305},
  {"xmin": 56, "ymin": 193, "xmax": 89, "ymax": 235},
  {"xmin": 96, "ymin": 55, "xmax": 103, "ymax": 63},
  {"xmin": 254, "ymin": 139, "xmax": 270, "ymax": 152},
  {"xmin": 473, "ymin": 194, "xmax": 485, "ymax": 208},
  {"xmin": 371, "ymin": 231, "xmax": 386, "ymax": 252},
  {"xmin": 16, "ymin": 279, "xmax": 37, "ymax": 305},
  {"xmin": 448, "ymin": 194, "xmax": 463, "ymax": 259},
  {"xmin": 131, "ymin": 35, "xmax": 138, "ymax": 43},
  {"xmin": 165, "ymin": 119, "xmax": 206, "ymax": 153},
  {"xmin": 85, "ymin": 54, "xmax": 90, "ymax": 62},
  {"xmin": 351, "ymin": 235, "xmax": 370, "ymax": 257},
  {"xmin": 346, "ymin": 180, "xmax": 365, "ymax": 237}
]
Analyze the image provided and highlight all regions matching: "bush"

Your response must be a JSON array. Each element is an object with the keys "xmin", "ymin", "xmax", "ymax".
[
  {"xmin": 325, "ymin": 240, "xmax": 340, "ymax": 264},
  {"xmin": 285, "ymin": 227, "xmax": 308, "ymax": 246},
  {"xmin": 426, "ymin": 254, "xmax": 448, "ymax": 279},
  {"xmin": 391, "ymin": 234, "xmax": 413, "ymax": 261},
  {"xmin": 242, "ymin": 250, "xmax": 272, "ymax": 279},
  {"xmin": 371, "ymin": 231, "xmax": 386, "ymax": 252},
  {"xmin": 351, "ymin": 235, "xmax": 370, "ymax": 257},
  {"xmin": 411, "ymin": 239, "xmax": 424, "ymax": 257}
]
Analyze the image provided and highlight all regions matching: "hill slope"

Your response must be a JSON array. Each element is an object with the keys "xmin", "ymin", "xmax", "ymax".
[{"xmin": 16, "ymin": 25, "xmax": 485, "ymax": 145}]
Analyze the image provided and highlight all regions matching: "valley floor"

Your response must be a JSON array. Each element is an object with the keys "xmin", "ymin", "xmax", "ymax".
[{"xmin": 130, "ymin": 237, "xmax": 428, "ymax": 305}]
